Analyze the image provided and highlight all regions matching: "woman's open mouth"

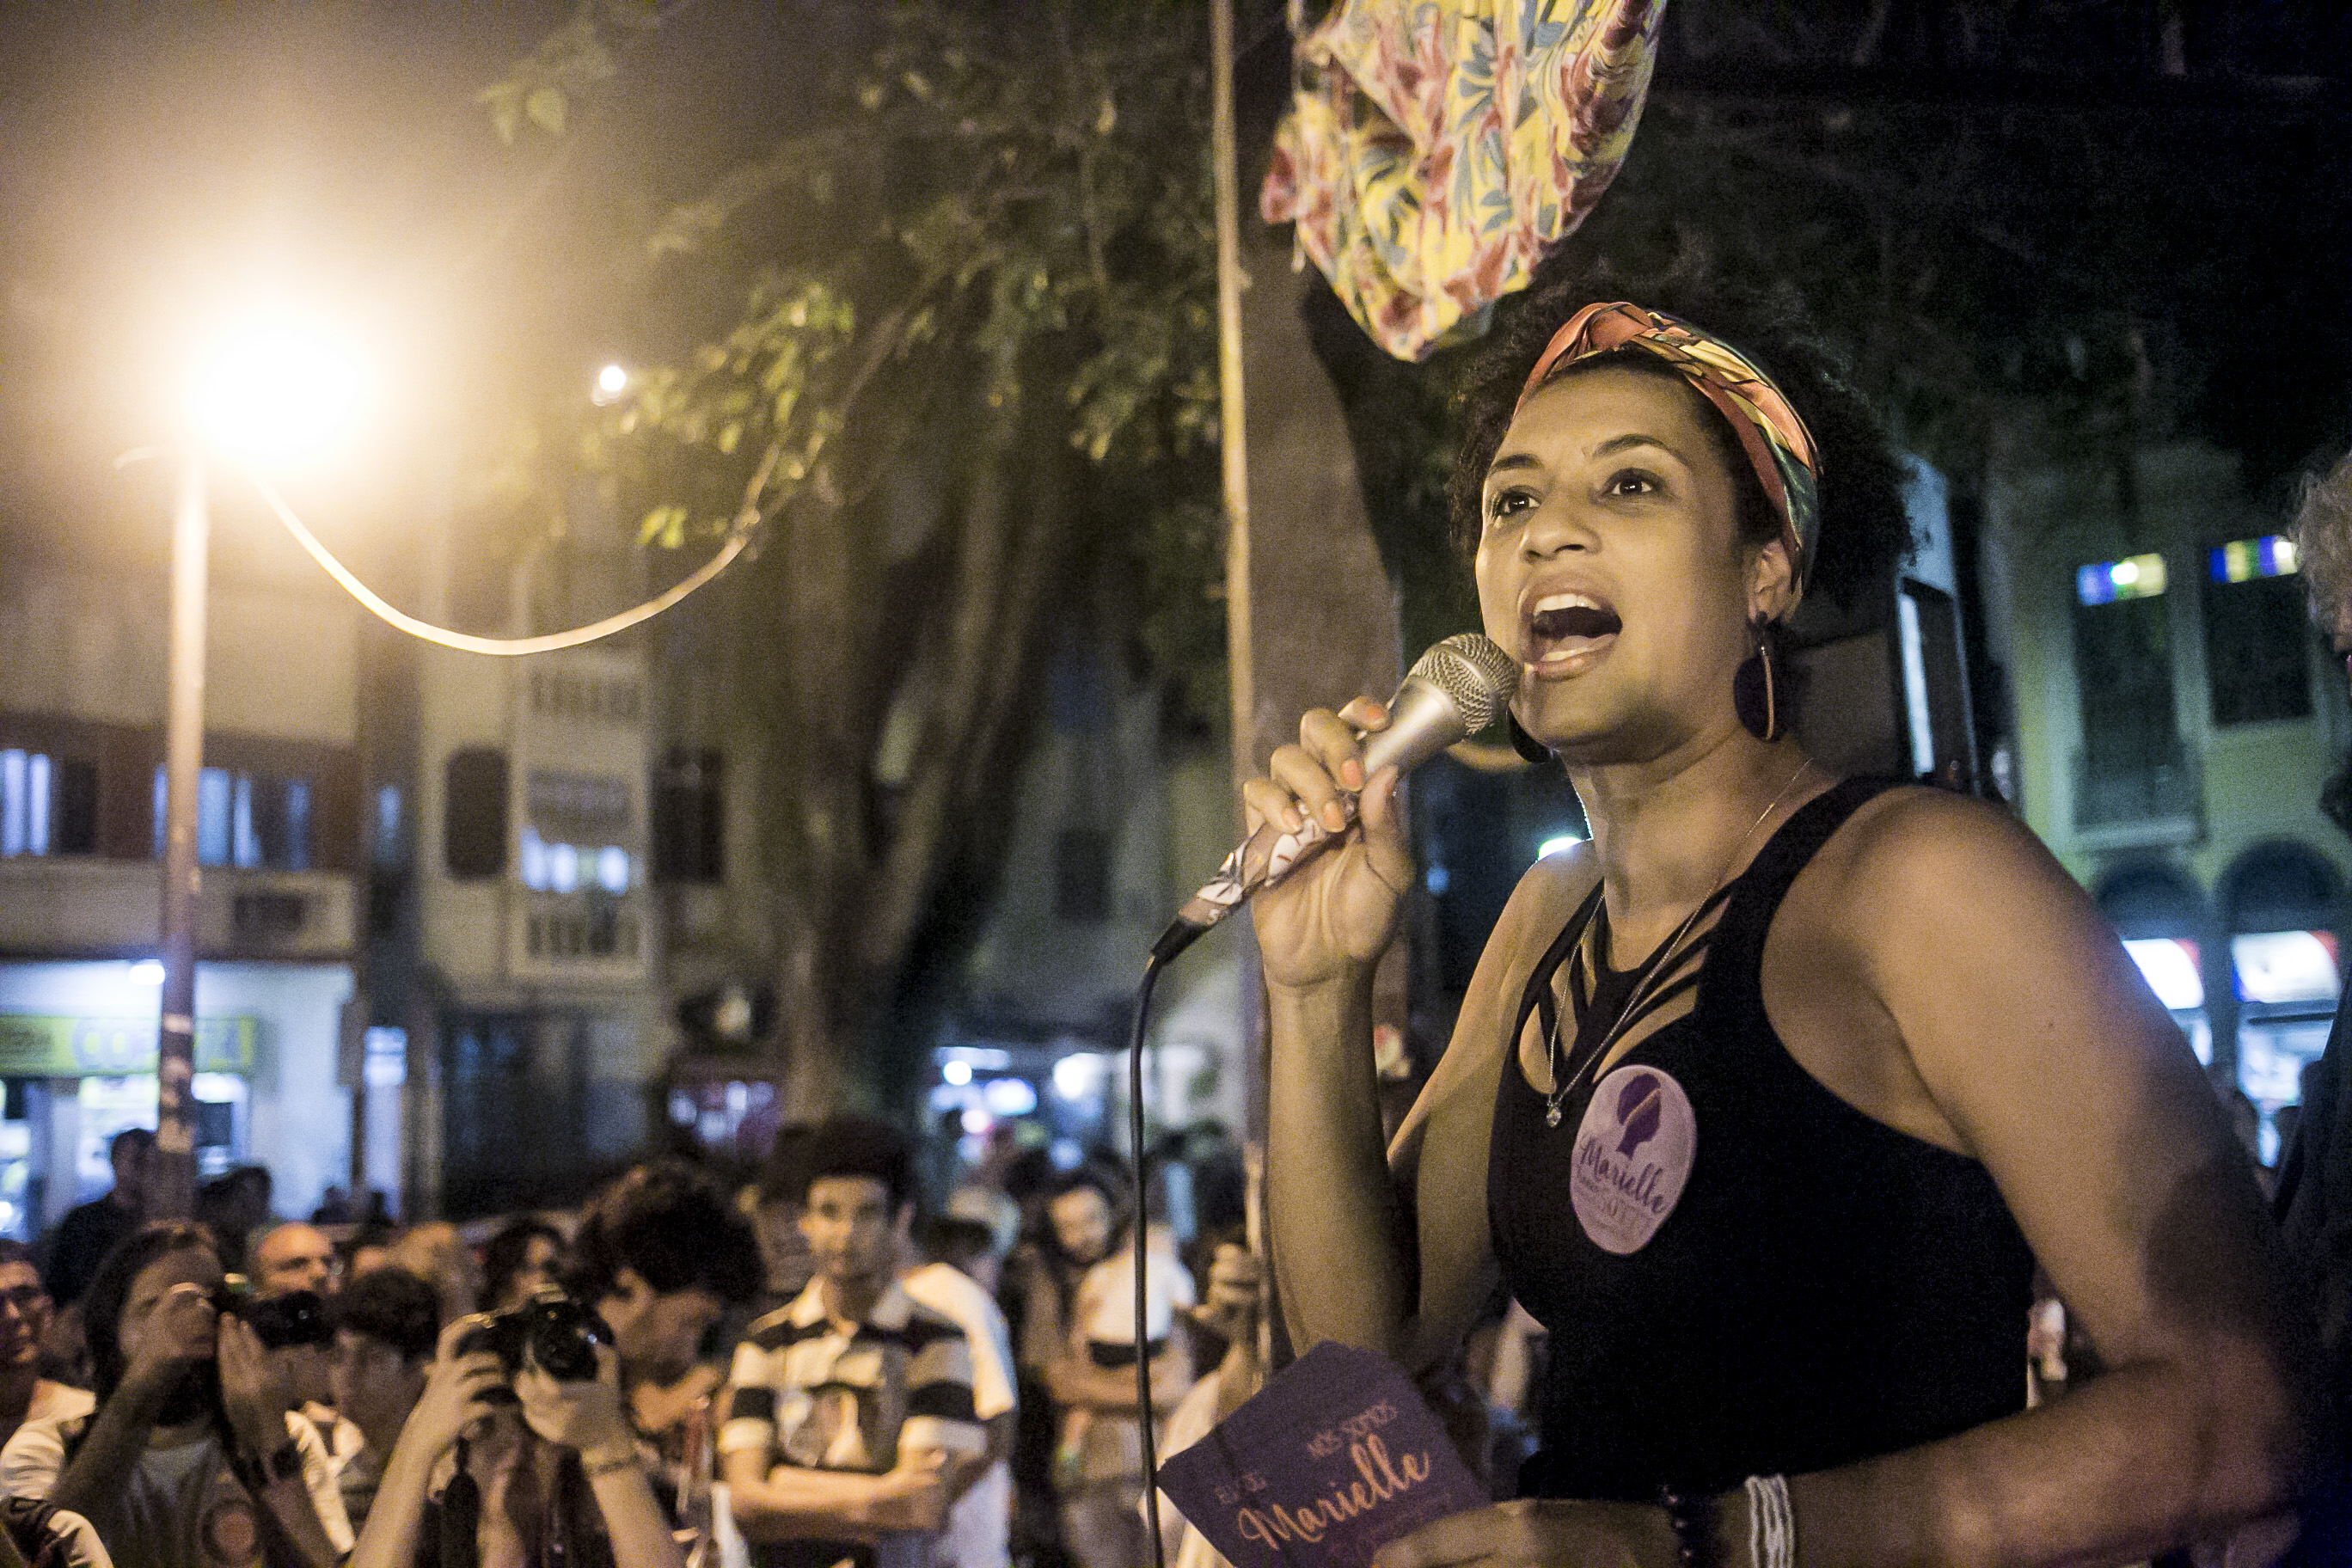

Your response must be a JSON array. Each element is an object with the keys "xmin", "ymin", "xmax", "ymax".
[{"xmin": 1523, "ymin": 592, "xmax": 1622, "ymax": 674}]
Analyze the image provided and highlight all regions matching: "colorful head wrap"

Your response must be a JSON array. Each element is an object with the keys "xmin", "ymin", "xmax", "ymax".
[{"xmin": 1515, "ymin": 301, "xmax": 1821, "ymax": 585}]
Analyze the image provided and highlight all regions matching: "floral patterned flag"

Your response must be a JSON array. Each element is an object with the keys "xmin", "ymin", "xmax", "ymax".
[{"xmin": 1260, "ymin": 0, "xmax": 1668, "ymax": 362}]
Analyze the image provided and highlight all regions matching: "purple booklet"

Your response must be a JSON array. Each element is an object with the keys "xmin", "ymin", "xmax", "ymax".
[{"xmin": 1157, "ymin": 1341, "xmax": 1487, "ymax": 1568}]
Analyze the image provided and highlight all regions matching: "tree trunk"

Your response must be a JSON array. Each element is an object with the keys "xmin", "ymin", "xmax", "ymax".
[{"xmin": 762, "ymin": 372, "xmax": 1080, "ymax": 1116}]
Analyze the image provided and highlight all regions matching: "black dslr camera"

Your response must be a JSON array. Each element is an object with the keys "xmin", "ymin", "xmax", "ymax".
[
  {"xmin": 211, "ymin": 1287, "xmax": 334, "ymax": 1352},
  {"xmin": 454, "ymin": 1289, "xmax": 612, "ymax": 1382}
]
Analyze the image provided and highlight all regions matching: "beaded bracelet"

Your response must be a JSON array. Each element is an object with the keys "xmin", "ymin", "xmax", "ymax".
[{"xmin": 1657, "ymin": 1485, "xmax": 1720, "ymax": 1568}]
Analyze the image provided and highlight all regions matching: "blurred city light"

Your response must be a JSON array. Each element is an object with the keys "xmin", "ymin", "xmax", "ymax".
[
  {"xmin": 593, "ymin": 362, "xmax": 628, "ymax": 405},
  {"xmin": 127, "ymin": 959, "xmax": 165, "ymax": 986},
  {"xmin": 184, "ymin": 309, "xmax": 371, "ymax": 467},
  {"xmin": 2122, "ymin": 937, "xmax": 2203, "ymax": 1012},
  {"xmin": 1052, "ymin": 1052, "xmax": 1101, "ymax": 1102},
  {"xmin": 942, "ymin": 1058, "xmax": 973, "ymax": 1086}
]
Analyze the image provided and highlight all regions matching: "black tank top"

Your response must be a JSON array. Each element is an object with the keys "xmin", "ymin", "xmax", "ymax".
[{"xmin": 1488, "ymin": 777, "xmax": 2034, "ymax": 1501}]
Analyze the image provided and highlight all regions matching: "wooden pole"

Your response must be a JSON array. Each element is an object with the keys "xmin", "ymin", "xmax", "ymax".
[{"xmin": 1212, "ymin": 0, "xmax": 1253, "ymax": 793}]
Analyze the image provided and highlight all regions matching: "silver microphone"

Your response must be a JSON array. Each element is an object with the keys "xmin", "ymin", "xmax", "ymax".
[{"xmin": 1151, "ymin": 634, "xmax": 1519, "ymax": 963}]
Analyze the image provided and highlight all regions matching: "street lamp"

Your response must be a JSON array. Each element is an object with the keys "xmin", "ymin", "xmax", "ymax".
[{"xmin": 152, "ymin": 310, "xmax": 370, "ymax": 1219}]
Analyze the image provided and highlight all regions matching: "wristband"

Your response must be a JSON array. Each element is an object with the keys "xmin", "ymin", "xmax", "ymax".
[
  {"xmin": 1657, "ymin": 1485, "xmax": 1720, "ymax": 1568},
  {"xmin": 580, "ymin": 1442, "xmax": 641, "ymax": 1479},
  {"xmin": 1743, "ymin": 1474, "xmax": 1794, "ymax": 1568}
]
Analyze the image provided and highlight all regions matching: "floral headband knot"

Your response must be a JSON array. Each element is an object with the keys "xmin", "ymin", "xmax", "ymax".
[{"xmin": 1515, "ymin": 302, "xmax": 1822, "ymax": 586}]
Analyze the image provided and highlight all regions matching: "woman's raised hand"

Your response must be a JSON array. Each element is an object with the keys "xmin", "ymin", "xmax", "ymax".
[{"xmin": 1240, "ymin": 696, "xmax": 1415, "ymax": 989}]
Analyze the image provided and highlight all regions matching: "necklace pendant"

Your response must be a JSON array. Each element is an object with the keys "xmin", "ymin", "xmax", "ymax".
[{"xmin": 1545, "ymin": 1104, "xmax": 1563, "ymax": 1129}]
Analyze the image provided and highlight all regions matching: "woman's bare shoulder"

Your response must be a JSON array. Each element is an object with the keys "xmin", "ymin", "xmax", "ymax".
[
  {"xmin": 1814, "ymin": 785, "xmax": 2069, "ymax": 891},
  {"xmin": 1799, "ymin": 783, "xmax": 2117, "ymax": 991},
  {"xmin": 1495, "ymin": 837, "xmax": 1603, "ymax": 948}
]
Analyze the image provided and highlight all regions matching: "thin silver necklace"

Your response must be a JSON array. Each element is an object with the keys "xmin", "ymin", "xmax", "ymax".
[{"xmin": 1543, "ymin": 758, "xmax": 1816, "ymax": 1128}]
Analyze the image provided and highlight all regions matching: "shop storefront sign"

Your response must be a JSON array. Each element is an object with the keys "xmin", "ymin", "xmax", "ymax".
[{"xmin": 0, "ymin": 1015, "xmax": 256, "ymax": 1077}]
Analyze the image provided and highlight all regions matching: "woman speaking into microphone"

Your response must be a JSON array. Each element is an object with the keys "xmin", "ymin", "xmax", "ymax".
[{"xmin": 1244, "ymin": 275, "xmax": 2318, "ymax": 1567}]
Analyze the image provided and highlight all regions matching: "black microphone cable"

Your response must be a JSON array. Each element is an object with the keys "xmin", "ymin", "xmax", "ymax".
[{"xmin": 1128, "ymin": 947, "xmax": 1173, "ymax": 1568}]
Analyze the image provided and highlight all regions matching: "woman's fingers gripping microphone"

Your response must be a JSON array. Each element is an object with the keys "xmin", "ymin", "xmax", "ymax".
[
  {"xmin": 1355, "ymin": 763, "xmax": 1414, "ymax": 895},
  {"xmin": 1276, "ymin": 704, "xmax": 1377, "ymax": 834}
]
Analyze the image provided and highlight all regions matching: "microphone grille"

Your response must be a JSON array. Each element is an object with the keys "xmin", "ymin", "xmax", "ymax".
[{"xmin": 1410, "ymin": 634, "xmax": 1518, "ymax": 735}]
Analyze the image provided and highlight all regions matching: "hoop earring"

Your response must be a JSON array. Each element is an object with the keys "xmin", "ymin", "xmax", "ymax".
[{"xmin": 1733, "ymin": 618, "xmax": 1786, "ymax": 743}]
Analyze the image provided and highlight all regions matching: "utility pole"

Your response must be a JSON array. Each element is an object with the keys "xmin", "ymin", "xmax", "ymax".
[
  {"xmin": 1212, "ymin": 0, "xmax": 1253, "ymax": 795},
  {"xmin": 155, "ymin": 455, "xmax": 209, "ymax": 1222}
]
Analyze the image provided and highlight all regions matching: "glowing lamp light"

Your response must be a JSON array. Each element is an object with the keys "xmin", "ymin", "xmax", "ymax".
[
  {"xmin": 2110, "ymin": 559, "xmax": 2139, "ymax": 587},
  {"xmin": 593, "ymin": 363, "xmax": 629, "ymax": 406},
  {"xmin": 128, "ymin": 960, "xmax": 166, "ymax": 985},
  {"xmin": 184, "ymin": 310, "xmax": 371, "ymax": 468},
  {"xmin": 942, "ymin": 1058, "xmax": 973, "ymax": 1086}
]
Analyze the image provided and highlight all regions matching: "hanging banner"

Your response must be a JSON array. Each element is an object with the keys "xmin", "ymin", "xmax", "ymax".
[
  {"xmin": 0, "ymin": 1015, "xmax": 257, "ymax": 1077},
  {"xmin": 1261, "ymin": 0, "xmax": 1667, "ymax": 361}
]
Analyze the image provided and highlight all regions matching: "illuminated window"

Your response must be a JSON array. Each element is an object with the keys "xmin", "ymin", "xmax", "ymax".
[
  {"xmin": 2074, "ymin": 553, "xmax": 2168, "ymax": 606},
  {"xmin": 0, "ymin": 751, "xmax": 86, "ymax": 856},
  {"xmin": 2073, "ymin": 566, "xmax": 2181, "ymax": 813},
  {"xmin": 2232, "ymin": 930, "xmax": 2341, "ymax": 1006},
  {"xmin": 2209, "ymin": 536, "xmax": 2300, "ymax": 584},
  {"xmin": 2123, "ymin": 937, "xmax": 2204, "ymax": 1012},
  {"xmin": 151, "ymin": 766, "xmax": 313, "ymax": 868}
]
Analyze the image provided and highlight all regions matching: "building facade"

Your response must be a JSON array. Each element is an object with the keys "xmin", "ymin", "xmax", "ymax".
[
  {"xmin": 1988, "ymin": 441, "xmax": 2352, "ymax": 1155},
  {"xmin": 0, "ymin": 556, "xmax": 363, "ymax": 1234}
]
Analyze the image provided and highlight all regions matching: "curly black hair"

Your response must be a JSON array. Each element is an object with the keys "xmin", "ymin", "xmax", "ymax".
[
  {"xmin": 566, "ymin": 1161, "xmax": 763, "ymax": 1308},
  {"xmin": 1447, "ymin": 267, "xmax": 1914, "ymax": 612}
]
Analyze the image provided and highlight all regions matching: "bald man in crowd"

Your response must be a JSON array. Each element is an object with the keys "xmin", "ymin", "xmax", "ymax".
[{"xmin": 253, "ymin": 1223, "xmax": 340, "ymax": 1300}]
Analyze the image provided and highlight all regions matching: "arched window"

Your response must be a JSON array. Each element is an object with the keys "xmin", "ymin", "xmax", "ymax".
[
  {"xmin": 2219, "ymin": 840, "xmax": 2346, "ymax": 1158},
  {"xmin": 2094, "ymin": 861, "xmax": 2210, "ymax": 1052},
  {"xmin": 2220, "ymin": 840, "xmax": 2343, "ymax": 937},
  {"xmin": 2094, "ymin": 860, "xmax": 2206, "ymax": 940}
]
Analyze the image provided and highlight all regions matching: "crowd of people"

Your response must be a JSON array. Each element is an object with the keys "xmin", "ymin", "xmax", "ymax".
[{"xmin": 0, "ymin": 1115, "xmax": 1248, "ymax": 1568}]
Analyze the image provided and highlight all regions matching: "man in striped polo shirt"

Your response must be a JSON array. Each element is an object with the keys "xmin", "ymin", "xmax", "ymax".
[{"xmin": 723, "ymin": 1117, "xmax": 985, "ymax": 1568}]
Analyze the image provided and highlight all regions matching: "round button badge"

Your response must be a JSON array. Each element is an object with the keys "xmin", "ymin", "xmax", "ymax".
[{"xmin": 1569, "ymin": 1064, "xmax": 1697, "ymax": 1255}]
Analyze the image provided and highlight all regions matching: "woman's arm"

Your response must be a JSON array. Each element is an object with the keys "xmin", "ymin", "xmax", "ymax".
[
  {"xmin": 1267, "ymin": 839, "xmax": 1582, "ymax": 1367},
  {"xmin": 1784, "ymin": 793, "xmax": 2319, "ymax": 1563},
  {"xmin": 1380, "ymin": 792, "xmax": 2323, "ymax": 1568},
  {"xmin": 1254, "ymin": 699, "xmax": 1574, "ymax": 1369}
]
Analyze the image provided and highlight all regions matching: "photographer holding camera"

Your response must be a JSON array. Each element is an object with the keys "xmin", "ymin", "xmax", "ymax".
[
  {"xmin": 0, "ymin": 1221, "xmax": 353, "ymax": 1568},
  {"xmin": 350, "ymin": 1163, "xmax": 761, "ymax": 1567},
  {"xmin": 348, "ymin": 1299, "xmax": 683, "ymax": 1568}
]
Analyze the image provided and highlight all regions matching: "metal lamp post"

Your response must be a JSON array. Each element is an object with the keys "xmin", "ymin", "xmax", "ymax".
[
  {"xmin": 152, "ymin": 455, "xmax": 211, "ymax": 1221},
  {"xmin": 152, "ymin": 310, "xmax": 370, "ymax": 1221}
]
